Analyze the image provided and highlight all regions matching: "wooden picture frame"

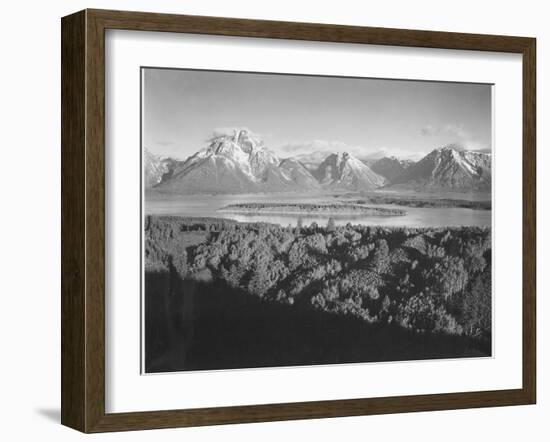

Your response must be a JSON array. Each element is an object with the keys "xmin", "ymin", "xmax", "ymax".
[{"xmin": 61, "ymin": 8, "xmax": 536, "ymax": 433}]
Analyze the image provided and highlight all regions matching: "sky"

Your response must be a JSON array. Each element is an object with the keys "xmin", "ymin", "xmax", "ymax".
[{"xmin": 142, "ymin": 68, "xmax": 492, "ymax": 161}]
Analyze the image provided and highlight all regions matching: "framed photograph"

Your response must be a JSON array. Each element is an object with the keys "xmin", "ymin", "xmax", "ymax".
[{"xmin": 61, "ymin": 9, "xmax": 536, "ymax": 432}]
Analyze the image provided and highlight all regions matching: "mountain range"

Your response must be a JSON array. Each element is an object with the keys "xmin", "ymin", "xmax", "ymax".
[{"xmin": 145, "ymin": 129, "xmax": 491, "ymax": 194}]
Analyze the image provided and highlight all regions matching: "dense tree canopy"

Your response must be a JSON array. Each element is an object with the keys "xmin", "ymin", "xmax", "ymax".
[{"xmin": 145, "ymin": 216, "xmax": 492, "ymax": 341}]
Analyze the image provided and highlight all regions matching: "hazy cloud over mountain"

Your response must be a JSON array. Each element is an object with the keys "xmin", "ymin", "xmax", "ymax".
[
  {"xmin": 421, "ymin": 123, "xmax": 490, "ymax": 152},
  {"xmin": 280, "ymin": 140, "xmax": 426, "ymax": 161}
]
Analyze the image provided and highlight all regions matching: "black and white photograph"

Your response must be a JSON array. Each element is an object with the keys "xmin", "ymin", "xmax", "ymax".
[{"xmin": 142, "ymin": 68, "xmax": 493, "ymax": 374}]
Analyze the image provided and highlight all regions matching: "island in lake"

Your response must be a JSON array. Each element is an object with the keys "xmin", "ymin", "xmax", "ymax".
[
  {"xmin": 218, "ymin": 202, "xmax": 406, "ymax": 217},
  {"xmin": 336, "ymin": 194, "xmax": 491, "ymax": 210}
]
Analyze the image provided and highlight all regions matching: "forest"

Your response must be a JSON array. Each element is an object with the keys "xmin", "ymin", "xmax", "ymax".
[{"xmin": 144, "ymin": 215, "xmax": 491, "ymax": 372}]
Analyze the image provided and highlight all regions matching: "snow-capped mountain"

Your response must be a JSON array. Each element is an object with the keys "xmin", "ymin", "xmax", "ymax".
[
  {"xmin": 369, "ymin": 156, "xmax": 414, "ymax": 182},
  {"xmin": 389, "ymin": 145, "xmax": 491, "ymax": 191},
  {"xmin": 153, "ymin": 129, "xmax": 320, "ymax": 194},
  {"xmin": 143, "ymin": 149, "xmax": 175, "ymax": 188},
  {"xmin": 313, "ymin": 152, "xmax": 386, "ymax": 190},
  {"xmin": 279, "ymin": 158, "xmax": 321, "ymax": 189}
]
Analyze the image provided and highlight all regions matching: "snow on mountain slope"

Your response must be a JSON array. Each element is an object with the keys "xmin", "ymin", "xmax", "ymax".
[
  {"xmin": 153, "ymin": 129, "xmax": 319, "ymax": 194},
  {"xmin": 313, "ymin": 152, "xmax": 386, "ymax": 190},
  {"xmin": 389, "ymin": 145, "xmax": 491, "ymax": 192},
  {"xmin": 279, "ymin": 158, "xmax": 321, "ymax": 189},
  {"xmin": 143, "ymin": 149, "xmax": 173, "ymax": 188}
]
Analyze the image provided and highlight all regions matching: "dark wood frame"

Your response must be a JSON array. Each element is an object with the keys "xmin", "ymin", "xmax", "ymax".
[{"xmin": 61, "ymin": 8, "xmax": 536, "ymax": 433}]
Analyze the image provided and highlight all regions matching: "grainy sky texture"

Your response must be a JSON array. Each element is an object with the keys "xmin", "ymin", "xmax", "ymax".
[{"xmin": 142, "ymin": 68, "xmax": 492, "ymax": 160}]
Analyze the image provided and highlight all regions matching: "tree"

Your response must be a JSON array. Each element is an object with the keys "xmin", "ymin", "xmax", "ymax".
[
  {"xmin": 462, "ymin": 271, "xmax": 491, "ymax": 337},
  {"xmin": 295, "ymin": 216, "xmax": 304, "ymax": 235},
  {"xmin": 369, "ymin": 239, "xmax": 390, "ymax": 273}
]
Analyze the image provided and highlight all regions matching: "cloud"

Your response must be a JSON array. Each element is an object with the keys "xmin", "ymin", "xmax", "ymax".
[
  {"xmin": 211, "ymin": 127, "xmax": 248, "ymax": 138},
  {"xmin": 420, "ymin": 125, "xmax": 436, "ymax": 136},
  {"xmin": 421, "ymin": 123, "xmax": 470, "ymax": 139},
  {"xmin": 421, "ymin": 123, "xmax": 490, "ymax": 152},
  {"xmin": 279, "ymin": 140, "xmax": 426, "ymax": 161},
  {"xmin": 362, "ymin": 148, "xmax": 427, "ymax": 161},
  {"xmin": 460, "ymin": 139, "xmax": 490, "ymax": 152},
  {"xmin": 280, "ymin": 140, "xmax": 370, "ymax": 158},
  {"xmin": 210, "ymin": 127, "xmax": 271, "ymax": 140},
  {"xmin": 280, "ymin": 140, "xmax": 351, "ymax": 154}
]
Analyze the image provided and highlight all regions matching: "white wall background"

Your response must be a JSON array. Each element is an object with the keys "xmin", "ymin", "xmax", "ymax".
[{"xmin": 0, "ymin": 0, "xmax": 546, "ymax": 440}]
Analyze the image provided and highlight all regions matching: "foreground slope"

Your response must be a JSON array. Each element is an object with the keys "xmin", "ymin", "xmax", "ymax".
[{"xmin": 144, "ymin": 216, "xmax": 492, "ymax": 372}]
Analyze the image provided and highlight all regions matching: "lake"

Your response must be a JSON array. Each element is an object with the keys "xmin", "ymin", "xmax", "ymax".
[{"xmin": 145, "ymin": 192, "xmax": 491, "ymax": 228}]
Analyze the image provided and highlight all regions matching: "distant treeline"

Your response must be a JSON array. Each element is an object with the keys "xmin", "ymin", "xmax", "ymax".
[
  {"xmin": 337, "ymin": 194, "xmax": 491, "ymax": 210},
  {"xmin": 219, "ymin": 202, "xmax": 406, "ymax": 216},
  {"xmin": 145, "ymin": 216, "xmax": 491, "ymax": 341}
]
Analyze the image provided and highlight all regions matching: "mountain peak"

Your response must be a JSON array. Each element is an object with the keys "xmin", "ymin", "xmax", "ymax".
[
  {"xmin": 153, "ymin": 128, "xmax": 324, "ymax": 194},
  {"xmin": 437, "ymin": 144, "xmax": 464, "ymax": 152},
  {"xmin": 330, "ymin": 151, "xmax": 353, "ymax": 167},
  {"xmin": 389, "ymin": 145, "xmax": 491, "ymax": 192},
  {"xmin": 314, "ymin": 151, "xmax": 385, "ymax": 190},
  {"xmin": 206, "ymin": 128, "xmax": 266, "ymax": 157}
]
